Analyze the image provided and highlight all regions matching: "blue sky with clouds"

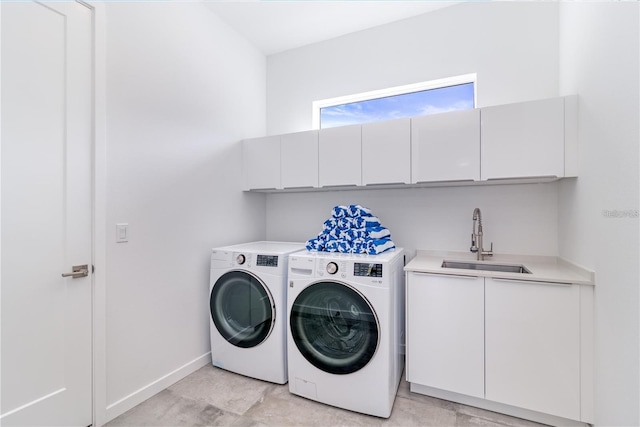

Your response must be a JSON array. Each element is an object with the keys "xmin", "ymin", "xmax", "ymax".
[{"xmin": 320, "ymin": 83, "xmax": 475, "ymax": 128}]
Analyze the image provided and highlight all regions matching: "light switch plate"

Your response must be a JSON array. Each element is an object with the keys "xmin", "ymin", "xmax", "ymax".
[{"xmin": 116, "ymin": 223, "xmax": 128, "ymax": 243}]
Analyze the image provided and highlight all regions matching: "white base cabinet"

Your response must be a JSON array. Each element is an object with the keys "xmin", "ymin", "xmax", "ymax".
[
  {"xmin": 406, "ymin": 273, "xmax": 484, "ymax": 398},
  {"xmin": 485, "ymin": 278, "xmax": 580, "ymax": 421},
  {"xmin": 406, "ymin": 273, "xmax": 589, "ymax": 424}
]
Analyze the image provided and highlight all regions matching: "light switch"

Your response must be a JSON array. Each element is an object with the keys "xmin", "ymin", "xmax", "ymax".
[{"xmin": 116, "ymin": 223, "xmax": 128, "ymax": 243}]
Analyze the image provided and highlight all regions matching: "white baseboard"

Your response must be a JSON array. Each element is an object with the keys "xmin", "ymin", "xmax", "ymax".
[
  {"xmin": 104, "ymin": 352, "xmax": 212, "ymax": 424},
  {"xmin": 410, "ymin": 383, "xmax": 591, "ymax": 427}
]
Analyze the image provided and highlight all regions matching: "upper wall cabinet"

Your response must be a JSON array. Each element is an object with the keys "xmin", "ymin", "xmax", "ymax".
[
  {"xmin": 412, "ymin": 109, "xmax": 481, "ymax": 183},
  {"xmin": 243, "ymin": 135, "xmax": 280, "ymax": 190},
  {"xmin": 281, "ymin": 130, "xmax": 318, "ymax": 189},
  {"xmin": 319, "ymin": 124, "xmax": 361, "ymax": 187},
  {"xmin": 362, "ymin": 118, "xmax": 411, "ymax": 185},
  {"xmin": 242, "ymin": 95, "xmax": 577, "ymax": 192},
  {"xmin": 481, "ymin": 96, "xmax": 577, "ymax": 180}
]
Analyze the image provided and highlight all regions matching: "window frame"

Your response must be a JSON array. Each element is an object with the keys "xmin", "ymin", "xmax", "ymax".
[{"xmin": 312, "ymin": 73, "xmax": 477, "ymax": 129}]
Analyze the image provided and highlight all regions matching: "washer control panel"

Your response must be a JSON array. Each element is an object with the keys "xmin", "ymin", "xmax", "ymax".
[{"xmin": 354, "ymin": 262, "xmax": 383, "ymax": 278}]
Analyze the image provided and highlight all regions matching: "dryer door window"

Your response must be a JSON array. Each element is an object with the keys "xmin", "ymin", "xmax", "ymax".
[
  {"xmin": 290, "ymin": 281, "xmax": 379, "ymax": 375},
  {"xmin": 210, "ymin": 271, "xmax": 275, "ymax": 348}
]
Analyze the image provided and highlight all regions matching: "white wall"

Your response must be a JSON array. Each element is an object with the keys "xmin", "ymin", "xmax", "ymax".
[
  {"xmin": 265, "ymin": 2, "xmax": 561, "ymax": 258},
  {"xmin": 104, "ymin": 3, "xmax": 266, "ymax": 420},
  {"xmin": 266, "ymin": 2, "xmax": 559, "ymax": 135},
  {"xmin": 558, "ymin": 4, "xmax": 639, "ymax": 426},
  {"xmin": 267, "ymin": 184, "xmax": 559, "ymax": 261}
]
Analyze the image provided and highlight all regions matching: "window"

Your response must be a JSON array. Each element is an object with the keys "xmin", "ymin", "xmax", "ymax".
[{"xmin": 312, "ymin": 74, "xmax": 476, "ymax": 129}]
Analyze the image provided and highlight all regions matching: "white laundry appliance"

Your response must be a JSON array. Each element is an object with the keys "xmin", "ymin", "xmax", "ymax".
[
  {"xmin": 209, "ymin": 241, "xmax": 304, "ymax": 384},
  {"xmin": 286, "ymin": 249, "xmax": 405, "ymax": 418}
]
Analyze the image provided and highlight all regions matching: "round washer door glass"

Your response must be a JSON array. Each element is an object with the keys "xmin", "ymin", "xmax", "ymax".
[
  {"xmin": 210, "ymin": 271, "xmax": 275, "ymax": 348},
  {"xmin": 289, "ymin": 281, "xmax": 379, "ymax": 375}
]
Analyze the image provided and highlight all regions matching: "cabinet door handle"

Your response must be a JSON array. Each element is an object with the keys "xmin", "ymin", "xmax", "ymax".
[
  {"xmin": 486, "ymin": 175, "xmax": 558, "ymax": 181},
  {"xmin": 410, "ymin": 271, "xmax": 480, "ymax": 279},
  {"xmin": 414, "ymin": 179, "xmax": 475, "ymax": 185},
  {"xmin": 364, "ymin": 182, "xmax": 407, "ymax": 186},
  {"xmin": 490, "ymin": 277, "xmax": 574, "ymax": 286},
  {"xmin": 320, "ymin": 184, "xmax": 360, "ymax": 188}
]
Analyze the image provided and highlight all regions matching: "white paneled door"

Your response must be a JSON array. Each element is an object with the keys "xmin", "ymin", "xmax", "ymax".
[{"xmin": 1, "ymin": 1, "xmax": 93, "ymax": 426}]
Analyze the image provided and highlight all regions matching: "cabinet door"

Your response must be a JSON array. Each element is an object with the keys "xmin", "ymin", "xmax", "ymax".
[
  {"xmin": 318, "ymin": 124, "xmax": 361, "ymax": 187},
  {"xmin": 281, "ymin": 130, "xmax": 318, "ymax": 189},
  {"xmin": 406, "ymin": 273, "xmax": 485, "ymax": 398},
  {"xmin": 485, "ymin": 278, "xmax": 580, "ymax": 420},
  {"xmin": 412, "ymin": 109, "xmax": 480, "ymax": 183},
  {"xmin": 362, "ymin": 118, "xmax": 410, "ymax": 185},
  {"xmin": 481, "ymin": 97, "xmax": 564, "ymax": 180},
  {"xmin": 242, "ymin": 136, "xmax": 281, "ymax": 190}
]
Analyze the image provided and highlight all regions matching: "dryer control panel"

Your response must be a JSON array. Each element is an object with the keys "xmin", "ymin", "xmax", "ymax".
[{"xmin": 256, "ymin": 255, "xmax": 278, "ymax": 267}]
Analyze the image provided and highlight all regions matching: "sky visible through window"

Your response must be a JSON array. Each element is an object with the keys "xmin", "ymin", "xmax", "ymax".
[{"xmin": 320, "ymin": 82, "xmax": 475, "ymax": 129}]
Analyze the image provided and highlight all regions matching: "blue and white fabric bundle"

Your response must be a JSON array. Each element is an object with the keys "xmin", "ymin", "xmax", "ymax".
[{"xmin": 306, "ymin": 205, "xmax": 396, "ymax": 255}]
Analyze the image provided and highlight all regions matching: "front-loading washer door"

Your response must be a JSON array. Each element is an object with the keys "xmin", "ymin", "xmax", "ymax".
[
  {"xmin": 210, "ymin": 271, "xmax": 275, "ymax": 348},
  {"xmin": 289, "ymin": 281, "xmax": 379, "ymax": 375}
]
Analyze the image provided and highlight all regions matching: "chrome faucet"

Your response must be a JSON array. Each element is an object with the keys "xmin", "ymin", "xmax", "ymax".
[{"xmin": 470, "ymin": 208, "xmax": 493, "ymax": 261}]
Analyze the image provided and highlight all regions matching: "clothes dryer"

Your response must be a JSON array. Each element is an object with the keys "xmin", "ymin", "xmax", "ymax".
[
  {"xmin": 209, "ymin": 241, "xmax": 304, "ymax": 384},
  {"xmin": 287, "ymin": 249, "xmax": 405, "ymax": 417}
]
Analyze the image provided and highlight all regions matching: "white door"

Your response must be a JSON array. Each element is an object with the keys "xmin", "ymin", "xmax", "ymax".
[
  {"xmin": 1, "ymin": 1, "xmax": 93, "ymax": 426},
  {"xmin": 485, "ymin": 278, "xmax": 580, "ymax": 420},
  {"xmin": 406, "ymin": 273, "xmax": 485, "ymax": 398}
]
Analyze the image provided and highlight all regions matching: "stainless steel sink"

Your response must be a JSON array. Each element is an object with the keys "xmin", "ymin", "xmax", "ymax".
[{"xmin": 441, "ymin": 260, "xmax": 532, "ymax": 274}]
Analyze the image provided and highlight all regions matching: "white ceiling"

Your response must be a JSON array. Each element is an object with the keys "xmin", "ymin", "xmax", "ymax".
[{"xmin": 203, "ymin": 1, "xmax": 456, "ymax": 56}]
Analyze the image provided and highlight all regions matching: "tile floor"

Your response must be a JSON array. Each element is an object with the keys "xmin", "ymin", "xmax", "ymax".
[{"xmin": 105, "ymin": 365, "xmax": 548, "ymax": 427}]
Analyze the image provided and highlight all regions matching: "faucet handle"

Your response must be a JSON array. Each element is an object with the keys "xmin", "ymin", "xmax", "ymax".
[{"xmin": 484, "ymin": 242, "xmax": 494, "ymax": 257}]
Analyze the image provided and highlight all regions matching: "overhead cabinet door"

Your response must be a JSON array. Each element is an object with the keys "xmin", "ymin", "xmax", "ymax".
[
  {"xmin": 243, "ymin": 136, "xmax": 281, "ymax": 190},
  {"xmin": 412, "ymin": 109, "xmax": 480, "ymax": 183},
  {"xmin": 362, "ymin": 118, "xmax": 410, "ymax": 185},
  {"xmin": 319, "ymin": 124, "xmax": 361, "ymax": 187},
  {"xmin": 281, "ymin": 130, "xmax": 318, "ymax": 189},
  {"xmin": 481, "ymin": 97, "xmax": 565, "ymax": 180}
]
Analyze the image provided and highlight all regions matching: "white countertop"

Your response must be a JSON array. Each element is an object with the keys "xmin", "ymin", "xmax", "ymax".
[{"xmin": 405, "ymin": 250, "xmax": 594, "ymax": 285}]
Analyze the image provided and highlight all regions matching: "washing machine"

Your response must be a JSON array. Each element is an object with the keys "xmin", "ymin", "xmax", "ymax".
[
  {"xmin": 286, "ymin": 249, "xmax": 405, "ymax": 418},
  {"xmin": 209, "ymin": 241, "xmax": 304, "ymax": 384}
]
